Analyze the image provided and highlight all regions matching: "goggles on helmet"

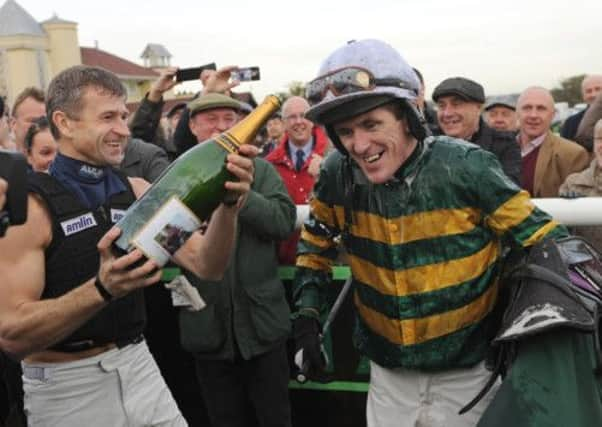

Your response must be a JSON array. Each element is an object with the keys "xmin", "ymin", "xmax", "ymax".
[{"xmin": 306, "ymin": 66, "xmax": 413, "ymax": 105}]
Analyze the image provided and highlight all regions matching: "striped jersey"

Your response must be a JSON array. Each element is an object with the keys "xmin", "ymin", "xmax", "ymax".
[{"xmin": 294, "ymin": 136, "xmax": 567, "ymax": 370}]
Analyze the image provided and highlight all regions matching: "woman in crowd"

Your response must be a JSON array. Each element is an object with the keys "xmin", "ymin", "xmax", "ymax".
[{"xmin": 24, "ymin": 116, "xmax": 57, "ymax": 173}]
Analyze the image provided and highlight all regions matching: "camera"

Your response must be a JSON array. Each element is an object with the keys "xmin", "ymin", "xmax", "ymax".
[
  {"xmin": 0, "ymin": 150, "xmax": 28, "ymax": 237},
  {"xmin": 231, "ymin": 67, "xmax": 261, "ymax": 82},
  {"xmin": 175, "ymin": 63, "xmax": 217, "ymax": 82}
]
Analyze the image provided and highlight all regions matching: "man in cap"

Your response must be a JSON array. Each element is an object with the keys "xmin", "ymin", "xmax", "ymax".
[
  {"xmin": 432, "ymin": 77, "xmax": 521, "ymax": 185},
  {"xmin": 484, "ymin": 95, "xmax": 518, "ymax": 132},
  {"xmin": 180, "ymin": 88, "xmax": 296, "ymax": 427},
  {"xmin": 516, "ymin": 86, "xmax": 589, "ymax": 197},
  {"xmin": 292, "ymin": 39, "xmax": 568, "ymax": 426},
  {"xmin": 561, "ymin": 74, "xmax": 602, "ymax": 144}
]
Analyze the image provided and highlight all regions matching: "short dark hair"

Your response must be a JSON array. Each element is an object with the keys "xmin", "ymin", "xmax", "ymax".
[
  {"xmin": 381, "ymin": 99, "xmax": 409, "ymax": 121},
  {"xmin": 12, "ymin": 87, "xmax": 45, "ymax": 118},
  {"xmin": 24, "ymin": 116, "xmax": 50, "ymax": 153},
  {"xmin": 0, "ymin": 96, "xmax": 5, "ymax": 117},
  {"xmin": 46, "ymin": 65, "xmax": 126, "ymax": 139}
]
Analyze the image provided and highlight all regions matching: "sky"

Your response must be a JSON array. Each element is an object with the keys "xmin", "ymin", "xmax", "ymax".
[{"xmin": 16, "ymin": 0, "xmax": 602, "ymax": 102}]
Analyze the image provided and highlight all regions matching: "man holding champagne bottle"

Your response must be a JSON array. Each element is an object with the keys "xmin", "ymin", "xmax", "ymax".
[
  {"xmin": 0, "ymin": 65, "xmax": 257, "ymax": 426},
  {"xmin": 176, "ymin": 73, "xmax": 297, "ymax": 427}
]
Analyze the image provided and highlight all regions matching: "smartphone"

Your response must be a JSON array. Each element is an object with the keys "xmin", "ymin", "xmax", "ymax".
[
  {"xmin": 231, "ymin": 67, "xmax": 260, "ymax": 82},
  {"xmin": 0, "ymin": 150, "xmax": 28, "ymax": 235},
  {"xmin": 175, "ymin": 63, "xmax": 217, "ymax": 82}
]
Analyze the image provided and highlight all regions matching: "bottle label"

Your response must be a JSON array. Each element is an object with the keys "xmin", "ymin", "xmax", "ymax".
[
  {"xmin": 131, "ymin": 196, "xmax": 201, "ymax": 267},
  {"xmin": 213, "ymin": 134, "xmax": 239, "ymax": 153}
]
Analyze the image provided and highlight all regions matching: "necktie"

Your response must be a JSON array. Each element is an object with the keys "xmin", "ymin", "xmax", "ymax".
[{"xmin": 295, "ymin": 149, "xmax": 305, "ymax": 172}]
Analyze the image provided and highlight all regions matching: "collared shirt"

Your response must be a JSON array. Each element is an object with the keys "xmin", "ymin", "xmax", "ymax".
[
  {"xmin": 519, "ymin": 132, "xmax": 546, "ymax": 157},
  {"xmin": 288, "ymin": 136, "xmax": 314, "ymax": 166}
]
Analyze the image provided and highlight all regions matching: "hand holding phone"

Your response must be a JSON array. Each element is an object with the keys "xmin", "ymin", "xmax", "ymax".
[{"xmin": 175, "ymin": 63, "xmax": 217, "ymax": 82}]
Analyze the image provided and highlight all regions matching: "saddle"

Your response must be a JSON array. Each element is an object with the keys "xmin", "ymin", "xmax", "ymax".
[{"xmin": 460, "ymin": 236, "xmax": 602, "ymax": 414}]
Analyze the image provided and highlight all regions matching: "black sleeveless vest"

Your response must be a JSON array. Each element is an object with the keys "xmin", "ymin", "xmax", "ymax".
[{"xmin": 28, "ymin": 171, "xmax": 146, "ymax": 352}]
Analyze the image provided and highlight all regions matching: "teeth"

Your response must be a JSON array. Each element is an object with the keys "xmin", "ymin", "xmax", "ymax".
[{"xmin": 365, "ymin": 153, "xmax": 381, "ymax": 163}]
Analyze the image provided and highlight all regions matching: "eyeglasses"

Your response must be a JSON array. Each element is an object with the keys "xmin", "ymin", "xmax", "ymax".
[
  {"xmin": 283, "ymin": 113, "xmax": 307, "ymax": 123},
  {"xmin": 306, "ymin": 66, "xmax": 412, "ymax": 105}
]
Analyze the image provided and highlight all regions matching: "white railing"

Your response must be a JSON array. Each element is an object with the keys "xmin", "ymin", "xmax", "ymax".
[{"xmin": 295, "ymin": 198, "xmax": 602, "ymax": 229}]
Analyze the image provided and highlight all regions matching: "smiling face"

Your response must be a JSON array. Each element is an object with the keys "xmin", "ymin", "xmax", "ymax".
[
  {"xmin": 56, "ymin": 87, "xmax": 131, "ymax": 166},
  {"xmin": 517, "ymin": 87, "xmax": 555, "ymax": 144},
  {"xmin": 436, "ymin": 95, "xmax": 481, "ymax": 140},
  {"xmin": 283, "ymin": 96, "xmax": 313, "ymax": 148},
  {"xmin": 27, "ymin": 128, "xmax": 57, "ymax": 172},
  {"xmin": 189, "ymin": 107, "xmax": 239, "ymax": 143},
  {"xmin": 332, "ymin": 105, "xmax": 417, "ymax": 184}
]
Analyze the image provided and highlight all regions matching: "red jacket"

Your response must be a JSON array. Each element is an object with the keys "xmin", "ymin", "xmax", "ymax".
[{"xmin": 266, "ymin": 126, "xmax": 329, "ymax": 264}]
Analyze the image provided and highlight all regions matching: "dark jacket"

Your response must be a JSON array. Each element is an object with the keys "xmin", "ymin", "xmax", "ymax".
[
  {"xmin": 120, "ymin": 138, "xmax": 169, "ymax": 182},
  {"xmin": 561, "ymin": 108, "xmax": 586, "ymax": 142},
  {"xmin": 179, "ymin": 158, "xmax": 296, "ymax": 361},
  {"xmin": 129, "ymin": 95, "xmax": 176, "ymax": 160},
  {"xmin": 470, "ymin": 119, "xmax": 521, "ymax": 186}
]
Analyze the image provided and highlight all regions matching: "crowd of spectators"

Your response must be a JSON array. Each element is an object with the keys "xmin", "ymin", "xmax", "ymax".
[{"xmin": 1, "ymin": 44, "xmax": 602, "ymax": 427}]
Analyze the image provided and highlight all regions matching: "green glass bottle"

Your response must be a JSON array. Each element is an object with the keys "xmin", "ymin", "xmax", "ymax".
[{"xmin": 113, "ymin": 95, "xmax": 281, "ymax": 266}]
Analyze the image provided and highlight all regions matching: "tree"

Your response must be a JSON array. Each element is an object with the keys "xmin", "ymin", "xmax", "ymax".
[
  {"xmin": 276, "ymin": 81, "xmax": 307, "ymax": 103},
  {"xmin": 551, "ymin": 74, "xmax": 586, "ymax": 106}
]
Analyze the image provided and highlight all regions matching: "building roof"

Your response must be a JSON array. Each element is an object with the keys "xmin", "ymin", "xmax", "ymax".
[
  {"xmin": 81, "ymin": 47, "xmax": 159, "ymax": 79},
  {"xmin": 140, "ymin": 43, "xmax": 172, "ymax": 59},
  {"xmin": 0, "ymin": 0, "xmax": 45, "ymax": 37},
  {"xmin": 126, "ymin": 96, "xmax": 194, "ymax": 115},
  {"xmin": 41, "ymin": 13, "xmax": 77, "ymax": 25}
]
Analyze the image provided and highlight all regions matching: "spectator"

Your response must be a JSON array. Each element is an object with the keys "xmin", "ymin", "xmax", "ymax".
[
  {"xmin": 561, "ymin": 74, "xmax": 602, "ymax": 141},
  {"xmin": 10, "ymin": 87, "xmax": 45, "ymax": 154},
  {"xmin": 412, "ymin": 67, "xmax": 439, "ymax": 134},
  {"xmin": 24, "ymin": 116, "xmax": 57, "ymax": 173},
  {"xmin": 484, "ymin": 95, "xmax": 518, "ymax": 132},
  {"xmin": 261, "ymin": 112, "xmax": 284, "ymax": 157},
  {"xmin": 574, "ymin": 90, "xmax": 602, "ymax": 151},
  {"xmin": 0, "ymin": 65, "xmax": 255, "ymax": 427},
  {"xmin": 293, "ymin": 38, "xmax": 568, "ymax": 427},
  {"xmin": 433, "ymin": 77, "xmax": 521, "ymax": 185},
  {"xmin": 517, "ymin": 86, "xmax": 590, "ymax": 197},
  {"xmin": 559, "ymin": 118, "xmax": 602, "ymax": 251},
  {"xmin": 266, "ymin": 96, "xmax": 329, "ymax": 264},
  {"xmin": 120, "ymin": 137, "xmax": 169, "ymax": 182},
  {"xmin": 179, "ymin": 89, "xmax": 296, "ymax": 427},
  {"xmin": 163, "ymin": 102, "xmax": 187, "ymax": 161},
  {"xmin": 0, "ymin": 97, "xmax": 15, "ymax": 151}
]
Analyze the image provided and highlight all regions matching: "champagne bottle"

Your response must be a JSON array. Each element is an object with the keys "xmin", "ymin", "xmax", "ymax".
[{"xmin": 113, "ymin": 95, "xmax": 281, "ymax": 267}]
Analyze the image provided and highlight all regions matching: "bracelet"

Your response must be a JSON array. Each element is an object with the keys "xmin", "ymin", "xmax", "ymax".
[{"xmin": 94, "ymin": 275, "xmax": 113, "ymax": 302}]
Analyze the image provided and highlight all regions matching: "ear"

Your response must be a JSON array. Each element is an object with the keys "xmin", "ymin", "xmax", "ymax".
[{"xmin": 52, "ymin": 111, "xmax": 75, "ymax": 140}]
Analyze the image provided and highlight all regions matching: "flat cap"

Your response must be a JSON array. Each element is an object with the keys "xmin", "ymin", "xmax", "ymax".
[
  {"xmin": 188, "ymin": 93, "xmax": 241, "ymax": 116},
  {"xmin": 484, "ymin": 95, "xmax": 516, "ymax": 111},
  {"xmin": 432, "ymin": 77, "xmax": 485, "ymax": 104}
]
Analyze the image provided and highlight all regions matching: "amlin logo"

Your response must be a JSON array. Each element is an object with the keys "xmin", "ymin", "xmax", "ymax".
[{"xmin": 60, "ymin": 213, "xmax": 98, "ymax": 236}]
